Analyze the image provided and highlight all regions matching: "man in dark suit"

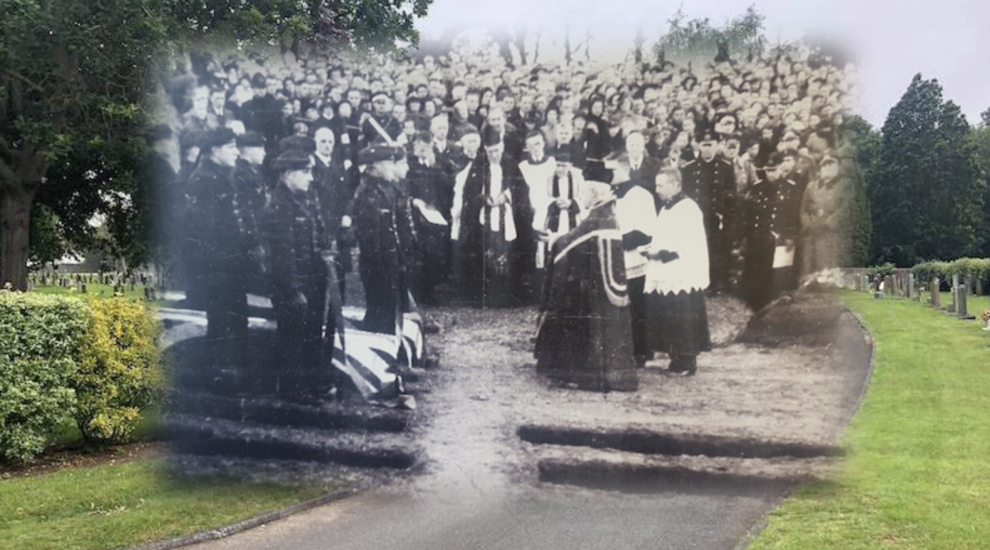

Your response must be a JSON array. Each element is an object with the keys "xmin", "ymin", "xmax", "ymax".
[
  {"xmin": 311, "ymin": 126, "xmax": 357, "ymax": 302},
  {"xmin": 624, "ymin": 131, "xmax": 661, "ymax": 194}
]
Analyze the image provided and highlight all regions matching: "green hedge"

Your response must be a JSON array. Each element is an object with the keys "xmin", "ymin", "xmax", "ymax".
[
  {"xmin": 913, "ymin": 258, "xmax": 990, "ymax": 284},
  {"xmin": 0, "ymin": 291, "xmax": 163, "ymax": 464},
  {"xmin": 0, "ymin": 292, "xmax": 88, "ymax": 463}
]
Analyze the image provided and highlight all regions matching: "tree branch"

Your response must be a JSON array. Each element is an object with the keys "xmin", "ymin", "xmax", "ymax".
[{"xmin": 3, "ymin": 70, "xmax": 46, "ymax": 94}]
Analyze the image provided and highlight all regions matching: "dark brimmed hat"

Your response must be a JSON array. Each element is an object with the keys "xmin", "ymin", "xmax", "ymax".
[
  {"xmin": 358, "ymin": 144, "xmax": 405, "ymax": 165},
  {"xmin": 236, "ymin": 131, "xmax": 265, "ymax": 148},
  {"xmin": 200, "ymin": 127, "xmax": 237, "ymax": 150},
  {"xmin": 179, "ymin": 130, "xmax": 206, "ymax": 150},
  {"xmin": 278, "ymin": 135, "xmax": 316, "ymax": 155},
  {"xmin": 272, "ymin": 150, "xmax": 312, "ymax": 172},
  {"xmin": 145, "ymin": 124, "xmax": 173, "ymax": 144}
]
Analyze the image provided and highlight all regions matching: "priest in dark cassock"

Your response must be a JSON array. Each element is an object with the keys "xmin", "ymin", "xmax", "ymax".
[
  {"xmin": 535, "ymin": 178, "xmax": 638, "ymax": 392},
  {"xmin": 450, "ymin": 128, "xmax": 487, "ymax": 303},
  {"xmin": 478, "ymin": 127, "xmax": 531, "ymax": 306}
]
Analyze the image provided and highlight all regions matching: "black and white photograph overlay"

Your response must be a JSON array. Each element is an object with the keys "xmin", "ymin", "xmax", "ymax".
[
  {"xmin": 5, "ymin": 0, "xmax": 990, "ymax": 549},
  {"xmin": 147, "ymin": 0, "xmax": 876, "ymax": 534}
]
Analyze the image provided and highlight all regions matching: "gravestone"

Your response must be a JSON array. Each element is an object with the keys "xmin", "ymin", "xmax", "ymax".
[
  {"xmin": 931, "ymin": 277, "xmax": 940, "ymax": 308},
  {"xmin": 949, "ymin": 274, "xmax": 960, "ymax": 314},
  {"xmin": 908, "ymin": 273, "xmax": 916, "ymax": 299},
  {"xmin": 957, "ymin": 281, "xmax": 967, "ymax": 318}
]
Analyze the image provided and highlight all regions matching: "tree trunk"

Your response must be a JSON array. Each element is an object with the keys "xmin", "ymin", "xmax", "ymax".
[
  {"xmin": 564, "ymin": 24, "xmax": 572, "ymax": 66},
  {"xmin": 513, "ymin": 24, "xmax": 528, "ymax": 66},
  {"xmin": 1, "ymin": 186, "xmax": 35, "ymax": 291},
  {"xmin": 533, "ymin": 31, "xmax": 541, "ymax": 65}
]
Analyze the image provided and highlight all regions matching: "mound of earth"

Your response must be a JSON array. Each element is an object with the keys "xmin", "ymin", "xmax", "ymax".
[{"xmin": 737, "ymin": 288, "xmax": 849, "ymax": 348}]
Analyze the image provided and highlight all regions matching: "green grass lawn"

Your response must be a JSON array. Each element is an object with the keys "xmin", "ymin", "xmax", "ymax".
[
  {"xmin": 0, "ymin": 459, "xmax": 338, "ymax": 550},
  {"xmin": 747, "ymin": 291, "xmax": 990, "ymax": 550},
  {"xmin": 30, "ymin": 280, "xmax": 164, "ymax": 305},
  {"xmin": 49, "ymin": 407, "xmax": 162, "ymax": 451}
]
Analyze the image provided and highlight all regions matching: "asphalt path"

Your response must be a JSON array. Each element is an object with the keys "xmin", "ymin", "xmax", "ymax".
[
  {"xmin": 187, "ymin": 296, "xmax": 870, "ymax": 550},
  {"xmin": 187, "ymin": 466, "xmax": 792, "ymax": 550}
]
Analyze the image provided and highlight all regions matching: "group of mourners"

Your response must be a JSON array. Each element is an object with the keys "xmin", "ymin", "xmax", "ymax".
[{"xmin": 145, "ymin": 37, "xmax": 859, "ymax": 395}]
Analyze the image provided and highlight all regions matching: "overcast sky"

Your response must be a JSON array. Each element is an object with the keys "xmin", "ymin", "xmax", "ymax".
[{"xmin": 417, "ymin": 0, "xmax": 990, "ymax": 128}]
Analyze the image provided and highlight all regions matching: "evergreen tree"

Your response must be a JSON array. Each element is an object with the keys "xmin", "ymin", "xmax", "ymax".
[
  {"xmin": 840, "ymin": 115, "xmax": 879, "ymax": 266},
  {"xmin": 968, "ymin": 114, "xmax": 990, "ymax": 256},
  {"xmin": 869, "ymin": 74, "xmax": 984, "ymax": 265}
]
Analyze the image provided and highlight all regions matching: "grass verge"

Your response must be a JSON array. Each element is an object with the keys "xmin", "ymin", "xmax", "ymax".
[
  {"xmin": 0, "ymin": 458, "xmax": 336, "ymax": 550},
  {"xmin": 746, "ymin": 291, "xmax": 990, "ymax": 550}
]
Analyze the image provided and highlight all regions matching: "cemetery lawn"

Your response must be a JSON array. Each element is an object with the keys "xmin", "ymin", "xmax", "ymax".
[
  {"xmin": 0, "ymin": 458, "xmax": 337, "ymax": 550},
  {"xmin": 746, "ymin": 291, "xmax": 990, "ymax": 550},
  {"xmin": 32, "ymin": 280, "xmax": 154, "ymax": 303}
]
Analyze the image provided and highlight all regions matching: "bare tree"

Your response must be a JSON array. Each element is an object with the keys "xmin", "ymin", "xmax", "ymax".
[
  {"xmin": 634, "ymin": 24, "xmax": 645, "ymax": 64},
  {"xmin": 532, "ymin": 23, "xmax": 544, "ymax": 65},
  {"xmin": 513, "ymin": 23, "xmax": 529, "ymax": 66},
  {"xmin": 564, "ymin": 22, "xmax": 572, "ymax": 66},
  {"xmin": 584, "ymin": 27, "xmax": 593, "ymax": 62}
]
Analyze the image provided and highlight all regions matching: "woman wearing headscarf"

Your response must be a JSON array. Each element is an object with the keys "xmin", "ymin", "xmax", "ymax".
[{"xmin": 581, "ymin": 94, "xmax": 612, "ymax": 182}]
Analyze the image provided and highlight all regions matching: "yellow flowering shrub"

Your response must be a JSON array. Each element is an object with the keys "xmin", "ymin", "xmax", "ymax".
[{"xmin": 76, "ymin": 297, "xmax": 164, "ymax": 444}]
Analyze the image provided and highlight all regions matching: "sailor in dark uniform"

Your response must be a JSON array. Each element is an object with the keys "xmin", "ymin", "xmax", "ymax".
[
  {"xmin": 352, "ymin": 144, "xmax": 414, "ymax": 334},
  {"xmin": 264, "ymin": 150, "xmax": 333, "ymax": 394},
  {"xmin": 360, "ymin": 91, "xmax": 403, "ymax": 148},
  {"xmin": 183, "ymin": 128, "xmax": 249, "ymax": 368},
  {"xmin": 680, "ymin": 129, "xmax": 738, "ymax": 293},
  {"xmin": 232, "ymin": 131, "xmax": 270, "ymax": 296}
]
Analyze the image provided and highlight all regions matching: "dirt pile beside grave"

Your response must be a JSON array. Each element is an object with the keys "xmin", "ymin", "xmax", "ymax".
[{"xmin": 737, "ymin": 288, "xmax": 849, "ymax": 348}]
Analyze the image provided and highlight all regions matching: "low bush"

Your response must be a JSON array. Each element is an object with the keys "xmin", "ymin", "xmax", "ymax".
[
  {"xmin": 0, "ymin": 292, "xmax": 88, "ymax": 463},
  {"xmin": 0, "ymin": 291, "xmax": 164, "ymax": 463},
  {"xmin": 75, "ymin": 297, "xmax": 164, "ymax": 444}
]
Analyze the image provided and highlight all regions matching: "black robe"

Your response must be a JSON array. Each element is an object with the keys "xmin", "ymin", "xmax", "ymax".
[{"xmin": 535, "ymin": 200, "xmax": 638, "ymax": 392}]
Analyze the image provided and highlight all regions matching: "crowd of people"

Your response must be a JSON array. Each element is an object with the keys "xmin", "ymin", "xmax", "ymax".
[{"xmin": 146, "ymin": 37, "xmax": 860, "ymax": 395}]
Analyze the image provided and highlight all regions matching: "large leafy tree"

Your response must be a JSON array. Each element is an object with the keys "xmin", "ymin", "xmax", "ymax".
[
  {"xmin": 869, "ymin": 74, "xmax": 985, "ymax": 265},
  {"xmin": 1, "ymin": 0, "xmax": 433, "ymax": 290},
  {"xmin": 1, "ymin": 0, "xmax": 163, "ymax": 289}
]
